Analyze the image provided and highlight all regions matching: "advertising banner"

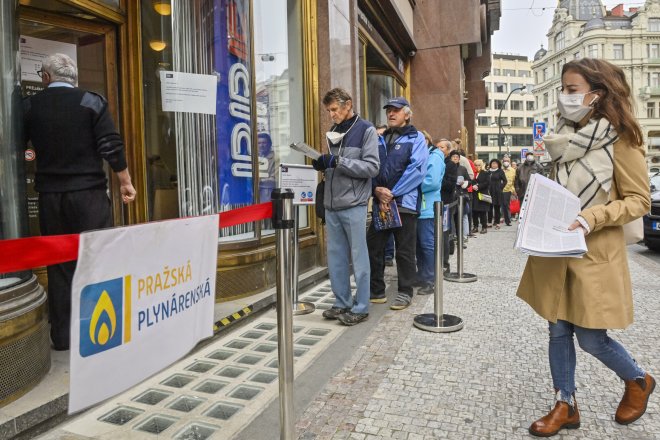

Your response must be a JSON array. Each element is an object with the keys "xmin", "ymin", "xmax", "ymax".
[
  {"xmin": 69, "ymin": 215, "xmax": 219, "ymax": 413},
  {"xmin": 215, "ymin": 0, "xmax": 257, "ymax": 205}
]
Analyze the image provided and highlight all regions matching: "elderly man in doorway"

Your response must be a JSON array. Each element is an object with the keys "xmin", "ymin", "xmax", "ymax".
[{"xmin": 23, "ymin": 53, "xmax": 136, "ymax": 351}]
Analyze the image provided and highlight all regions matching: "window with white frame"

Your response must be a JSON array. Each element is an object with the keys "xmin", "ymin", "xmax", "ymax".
[
  {"xmin": 511, "ymin": 117, "xmax": 524, "ymax": 127},
  {"xmin": 495, "ymin": 99, "xmax": 507, "ymax": 110},
  {"xmin": 526, "ymin": 101, "xmax": 535, "ymax": 111},
  {"xmin": 494, "ymin": 82, "xmax": 507, "ymax": 93},
  {"xmin": 526, "ymin": 117, "xmax": 535, "ymax": 127},
  {"xmin": 543, "ymin": 68, "xmax": 549, "ymax": 81},
  {"xmin": 649, "ymin": 72, "xmax": 660, "ymax": 87},
  {"xmin": 503, "ymin": 69, "xmax": 515, "ymax": 76},
  {"xmin": 555, "ymin": 32, "xmax": 565, "ymax": 50},
  {"xmin": 649, "ymin": 44, "xmax": 660, "ymax": 58},
  {"xmin": 613, "ymin": 44, "xmax": 624, "ymax": 60},
  {"xmin": 647, "ymin": 102, "xmax": 656, "ymax": 119},
  {"xmin": 588, "ymin": 44, "xmax": 599, "ymax": 58},
  {"xmin": 510, "ymin": 100, "xmax": 523, "ymax": 111},
  {"xmin": 477, "ymin": 116, "xmax": 490, "ymax": 126},
  {"xmin": 543, "ymin": 92, "xmax": 548, "ymax": 108},
  {"xmin": 649, "ymin": 18, "xmax": 660, "ymax": 32}
]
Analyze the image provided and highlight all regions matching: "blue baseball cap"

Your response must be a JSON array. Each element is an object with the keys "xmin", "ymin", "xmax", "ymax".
[{"xmin": 383, "ymin": 97, "xmax": 410, "ymax": 109}]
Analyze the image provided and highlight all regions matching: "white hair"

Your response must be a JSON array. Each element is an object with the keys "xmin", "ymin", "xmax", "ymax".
[
  {"xmin": 42, "ymin": 53, "xmax": 78, "ymax": 86},
  {"xmin": 403, "ymin": 105, "xmax": 413, "ymax": 121}
]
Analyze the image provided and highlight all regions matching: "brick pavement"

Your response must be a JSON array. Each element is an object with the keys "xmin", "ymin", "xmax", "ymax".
[{"xmin": 295, "ymin": 226, "xmax": 660, "ymax": 440}]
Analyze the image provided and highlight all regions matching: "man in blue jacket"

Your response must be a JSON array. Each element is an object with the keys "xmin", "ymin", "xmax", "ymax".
[
  {"xmin": 416, "ymin": 136, "xmax": 445, "ymax": 295},
  {"xmin": 368, "ymin": 97, "xmax": 428, "ymax": 310}
]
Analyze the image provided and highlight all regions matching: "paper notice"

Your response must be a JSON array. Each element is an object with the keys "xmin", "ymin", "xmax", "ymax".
[{"xmin": 160, "ymin": 71, "xmax": 217, "ymax": 115}]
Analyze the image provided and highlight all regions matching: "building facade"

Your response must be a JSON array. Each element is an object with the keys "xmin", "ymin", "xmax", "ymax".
[
  {"xmin": 475, "ymin": 54, "xmax": 536, "ymax": 162},
  {"xmin": 532, "ymin": 0, "xmax": 660, "ymax": 170},
  {"xmin": 0, "ymin": 0, "xmax": 500, "ymax": 406}
]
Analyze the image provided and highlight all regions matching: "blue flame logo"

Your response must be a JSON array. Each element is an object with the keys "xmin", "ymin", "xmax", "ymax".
[{"xmin": 79, "ymin": 278, "xmax": 124, "ymax": 357}]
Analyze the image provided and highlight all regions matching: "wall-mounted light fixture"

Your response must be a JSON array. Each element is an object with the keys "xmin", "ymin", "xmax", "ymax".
[
  {"xmin": 149, "ymin": 40, "xmax": 167, "ymax": 52},
  {"xmin": 153, "ymin": 0, "xmax": 172, "ymax": 16}
]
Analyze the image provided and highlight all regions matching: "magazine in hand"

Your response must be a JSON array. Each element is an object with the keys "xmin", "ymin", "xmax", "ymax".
[
  {"xmin": 290, "ymin": 142, "xmax": 321, "ymax": 160},
  {"xmin": 372, "ymin": 200, "xmax": 402, "ymax": 231},
  {"xmin": 514, "ymin": 174, "xmax": 587, "ymax": 258}
]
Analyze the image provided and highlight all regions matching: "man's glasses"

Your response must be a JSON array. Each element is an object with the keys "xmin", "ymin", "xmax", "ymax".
[{"xmin": 36, "ymin": 69, "xmax": 44, "ymax": 78}]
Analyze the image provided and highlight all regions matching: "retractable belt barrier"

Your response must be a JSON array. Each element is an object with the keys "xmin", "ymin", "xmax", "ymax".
[
  {"xmin": 0, "ymin": 202, "xmax": 273, "ymax": 274},
  {"xmin": 413, "ymin": 201, "xmax": 464, "ymax": 333},
  {"xmin": 444, "ymin": 194, "xmax": 477, "ymax": 283}
]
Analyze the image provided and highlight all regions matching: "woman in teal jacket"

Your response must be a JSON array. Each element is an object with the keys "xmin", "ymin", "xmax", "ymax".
[{"xmin": 415, "ymin": 132, "xmax": 445, "ymax": 294}]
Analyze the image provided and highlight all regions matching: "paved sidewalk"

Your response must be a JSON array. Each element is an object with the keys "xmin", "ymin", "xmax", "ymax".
[{"xmin": 296, "ymin": 225, "xmax": 660, "ymax": 440}]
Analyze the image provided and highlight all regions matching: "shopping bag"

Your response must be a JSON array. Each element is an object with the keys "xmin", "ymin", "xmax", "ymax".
[{"xmin": 510, "ymin": 196, "xmax": 520, "ymax": 215}]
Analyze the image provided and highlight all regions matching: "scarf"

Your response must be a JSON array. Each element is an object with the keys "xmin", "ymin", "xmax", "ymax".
[{"xmin": 544, "ymin": 117, "xmax": 618, "ymax": 210}]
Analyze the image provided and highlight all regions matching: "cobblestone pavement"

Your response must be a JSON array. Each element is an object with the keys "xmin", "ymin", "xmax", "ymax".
[{"xmin": 295, "ymin": 225, "xmax": 660, "ymax": 440}]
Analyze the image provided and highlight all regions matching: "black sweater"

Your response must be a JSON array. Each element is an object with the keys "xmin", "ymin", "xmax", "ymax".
[{"xmin": 24, "ymin": 87, "xmax": 127, "ymax": 192}]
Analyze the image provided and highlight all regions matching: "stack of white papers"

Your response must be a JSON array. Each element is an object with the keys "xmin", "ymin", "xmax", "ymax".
[{"xmin": 514, "ymin": 174, "xmax": 587, "ymax": 258}]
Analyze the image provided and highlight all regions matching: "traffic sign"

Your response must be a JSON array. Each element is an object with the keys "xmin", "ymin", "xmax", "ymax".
[{"xmin": 533, "ymin": 122, "xmax": 546, "ymax": 140}]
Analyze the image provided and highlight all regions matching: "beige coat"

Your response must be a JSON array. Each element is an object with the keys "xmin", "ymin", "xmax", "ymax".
[{"xmin": 517, "ymin": 140, "xmax": 651, "ymax": 329}]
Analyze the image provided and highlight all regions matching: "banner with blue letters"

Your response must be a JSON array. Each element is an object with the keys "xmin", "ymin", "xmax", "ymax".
[{"xmin": 69, "ymin": 215, "xmax": 219, "ymax": 413}]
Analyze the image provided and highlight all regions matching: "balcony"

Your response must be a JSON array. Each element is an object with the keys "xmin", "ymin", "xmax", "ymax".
[{"xmin": 639, "ymin": 86, "xmax": 660, "ymax": 100}]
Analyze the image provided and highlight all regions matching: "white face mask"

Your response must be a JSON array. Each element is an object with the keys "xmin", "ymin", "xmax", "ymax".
[
  {"xmin": 503, "ymin": 161, "xmax": 510, "ymax": 168},
  {"xmin": 326, "ymin": 131, "xmax": 346, "ymax": 144},
  {"xmin": 526, "ymin": 155, "xmax": 535, "ymax": 162},
  {"xmin": 557, "ymin": 92, "xmax": 598, "ymax": 123}
]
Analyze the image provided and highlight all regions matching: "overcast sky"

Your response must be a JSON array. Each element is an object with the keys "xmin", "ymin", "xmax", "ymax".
[{"xmin": 492, "ymin": 0, "xmax": 649, "ymax": 60}]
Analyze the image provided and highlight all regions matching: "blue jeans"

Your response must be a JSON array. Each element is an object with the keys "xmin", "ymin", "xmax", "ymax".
[
  {"xmin": 325, "ymin": 205, "xmax": 370, "ymax": 314},
  {"xmin": 416, "ymin": 218, "xmax": 435, "ymax": 285},
  {"xmin": 548, "ymin": 320, "xmax": 645, "ymax": 402}
]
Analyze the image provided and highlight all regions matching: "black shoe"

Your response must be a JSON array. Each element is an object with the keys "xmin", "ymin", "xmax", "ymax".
[
  {"xmin": 418, "ymin": 284, "xmax": 434, "ymax": 295},
  {"xmin": 322, "ymin": 307, "xmax": 349, "ymax": 320},
  {"xmin": 337, "ymin": 311, "xmax": 368, "ymax": 326},
  {"xmin": 384, "ymin": 258, "xmax": 394, "ymax": 267}
]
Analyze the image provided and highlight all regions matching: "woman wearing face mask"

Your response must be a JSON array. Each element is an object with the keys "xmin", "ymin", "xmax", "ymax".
[
  {"xmin": 470, "ymin": 159, "xmax": 490, "ymax": 234},
  {"xmin": 486, "ymin": 159, "xmax": 506, "ymax": 229},
  {"xmin": 518, "ymin": 59, "xmax": 653, "ymax": 437},
  {"xmin": 500, "ymin": 157, "xmax": 516, "ymax": 226}
]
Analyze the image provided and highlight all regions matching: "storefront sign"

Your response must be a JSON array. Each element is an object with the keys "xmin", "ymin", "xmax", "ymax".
[
  {"xmin": 160, "ymin": 71, "xmax": 218, "ymax": 115},
  {"xmin": 279, "ymin": 164, "xmax": 317, "ymax": 205},
  {"xmin": 215, "ymin": 0, "xmax": 257, "ymax": 205},
  {"xmin": 69, "ymin": 215, "xmax": 219, "ymax": 413}
]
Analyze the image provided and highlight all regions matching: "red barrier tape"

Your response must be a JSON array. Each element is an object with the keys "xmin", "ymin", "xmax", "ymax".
[{"xmin": 0, "ymin": 202, "xmax": 273, "ymax": 274}]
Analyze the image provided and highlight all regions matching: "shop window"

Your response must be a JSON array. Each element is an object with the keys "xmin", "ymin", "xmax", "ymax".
[
  {"xmin": 366, "ymin": 74, "xmax": 402, "ymax": 127},
  {"xmin": 140, "ymin": 0, "xmax": 307, "ymax": 242}
]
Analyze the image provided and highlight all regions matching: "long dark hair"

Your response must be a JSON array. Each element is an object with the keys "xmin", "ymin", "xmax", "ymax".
[{"xmin": 561, "ymin": 58, "xmax": 643, "ymax": 146}]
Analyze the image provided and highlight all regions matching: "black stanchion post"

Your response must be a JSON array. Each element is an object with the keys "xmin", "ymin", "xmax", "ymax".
[
  {"xmin": 291, "ymin": 205, "xmax": 314, "ymax": 315},
  {"xmin": 444, "ymin": 194, "xmax": 477, "ymax": 283},
  {"xmin": 271, "ymin": 188, "xmax": 295, "ymax": 439},
  {"xmin": 413, "ymin": 201, "xmax": 464, "ymax": 332}
]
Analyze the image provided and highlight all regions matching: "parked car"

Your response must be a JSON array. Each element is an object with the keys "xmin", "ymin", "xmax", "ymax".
[{"xmin": 643, "ymin": 172, "xmax": 660, "ymax": 251}]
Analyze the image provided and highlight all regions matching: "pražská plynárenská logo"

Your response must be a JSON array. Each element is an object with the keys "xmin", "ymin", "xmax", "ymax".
[{"xmin": 79, "ymin": 277, "xmax": 131, "ymax": 357}]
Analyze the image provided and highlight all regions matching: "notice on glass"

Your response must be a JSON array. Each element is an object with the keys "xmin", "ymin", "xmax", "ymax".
[
  {"xmin": 279, "ymin": 164, "xmax": 318, "ymax": 205},
  {"xmin": 160, "ymin": 71, "xmax": 217, "ymax": 115},
  {"xmin": 19, "ymin": 35, "xmax": 77, "ymax": 83}
]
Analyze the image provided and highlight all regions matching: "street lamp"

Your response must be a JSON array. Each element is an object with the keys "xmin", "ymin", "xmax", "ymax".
[{"xmin": 497, "ymin": 85, "xmax": 526, "ymax": 157}]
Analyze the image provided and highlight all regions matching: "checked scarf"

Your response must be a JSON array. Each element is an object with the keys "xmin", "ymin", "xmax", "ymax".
[{"xmin": 544, "ymin": 117, "xmax": 618, "ymax": 210}]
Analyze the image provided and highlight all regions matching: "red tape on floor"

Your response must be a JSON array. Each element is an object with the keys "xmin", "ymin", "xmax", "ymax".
[{"xmin": 0, "ymin": 202, "xmax": 273, "ymax": 274}]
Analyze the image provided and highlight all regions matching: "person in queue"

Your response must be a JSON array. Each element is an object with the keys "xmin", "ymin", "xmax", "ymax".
[
  {"xmin": 519, "ymin": 58, "xmax": 654, "ymax": 437},
  {"xmin": 470, "ymin": 159, "xmax": 490, "ymax": 234},
  {"xmin": 367, "ymin": 97, "xmax": 428, "ymax": 310},
  {"xmin": 415, "ymin": 130, "xmax": 445, "ymax": 295},
  {"xmin": 487, "ymin": 158, "xmax": 506, "ymax": 229},
  {"xmin": 500, "ymin": 156, "xmax": 516, "ymax": 226},
  {"xmin": 23, "ymin": 53, "xmax": 136, "ymax": 351},
  {"xmin": 437, "ymin": 139, "xmax": 455, "ymax": 273},
  {"xmin": 312, "ymin": 88, "xmax": 380, "ymax": 326}
]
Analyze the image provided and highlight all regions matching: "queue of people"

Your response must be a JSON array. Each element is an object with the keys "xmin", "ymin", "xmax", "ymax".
[{"xmin": 316, "ymin": 63, "xmax": 654, "ymax": 435}]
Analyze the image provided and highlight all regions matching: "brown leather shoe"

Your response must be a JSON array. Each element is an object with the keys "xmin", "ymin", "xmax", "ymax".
[
  {"xmin": 615, "ymin": 373, "xmax": 656, "ymax": 425},
  {"xmin": 529, "ymin": 400, "xmax": 580, "ymax": 437}
]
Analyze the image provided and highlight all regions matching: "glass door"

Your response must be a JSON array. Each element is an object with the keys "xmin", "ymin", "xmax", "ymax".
[{"xmin": 18, "ymin": 8, "xmax": 121, "ymax": 235}]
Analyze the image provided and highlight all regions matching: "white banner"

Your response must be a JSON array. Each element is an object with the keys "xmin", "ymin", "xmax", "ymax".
[{"xmin": 69, "ymin": 215, "xmax": 219, "ymax": 413}]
